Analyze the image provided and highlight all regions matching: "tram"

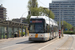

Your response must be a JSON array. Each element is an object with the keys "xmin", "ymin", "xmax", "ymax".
[{"xmin": 28, "ymin": 16, "xmax": 58, "ymax": 41}]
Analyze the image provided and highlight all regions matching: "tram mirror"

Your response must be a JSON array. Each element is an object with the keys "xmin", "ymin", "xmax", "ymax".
[{"xmin": 46, "ymin": 24, "xmax": 48, "ymax": 26}]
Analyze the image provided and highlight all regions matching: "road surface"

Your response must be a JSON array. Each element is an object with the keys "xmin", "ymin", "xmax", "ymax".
[{"xmin": 0, "ymin": 34, "xmax": 75, "ymax": 50}]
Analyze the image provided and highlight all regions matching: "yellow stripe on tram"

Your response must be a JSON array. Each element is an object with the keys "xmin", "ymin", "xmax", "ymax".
[{"xmin": 35, "ymin": 34, "xmax": 38, "ymax": 38}]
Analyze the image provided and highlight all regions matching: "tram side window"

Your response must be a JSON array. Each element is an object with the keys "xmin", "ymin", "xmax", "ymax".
[
  {"xmin": 30, "ymin": 24, "xmax": 35, "ymax": 32},
  {"xmin": 54, "ymin": 27, "xmax": 58, "ymax": 32},
  {"xmin": 46, "ymin": 24, "xmax": 50, "ymax": 33},
  {"xmin": 55, "ymin": 27, "xmax": 58, "ymax": 32},
  {"xmin": 53, "ymin": 27, "xmax": 55, "ymax": 32}
]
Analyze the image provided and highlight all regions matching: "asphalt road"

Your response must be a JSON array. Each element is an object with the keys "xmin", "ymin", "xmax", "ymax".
[{"xmin": 0, "ymin": 34, "xmax": 75, "ymax": 50}]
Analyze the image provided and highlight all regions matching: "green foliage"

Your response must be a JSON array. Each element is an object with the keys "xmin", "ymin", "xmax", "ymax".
[
  {"xmin": 30, "ymin": 7, "xmax": 40, "ymax": 16},
  {"xmin": 28, "ymin": 0, "xmax": 38, "ymax": 15},
  {"xmin": 27, "ymin": 15, "xmax": 31, "ymax": 23},
  {"xmin": 61, "ymin": 21, "xmax": 73, "ymax": 30},
  {"xmin": 28, "ymin": 0, "xmax": 39, "ymax": 16},
  {"xmin": 58, "ymin": 21, "xmax": 73, "ymax": 30},
  {"xmin": 27, "ymin": 0, "xmax": 39, "ymax": 23},
  {"xmin": 27, "ymin": 0, "xmax": 55, "ymax": 23},
  {"xmin": 28, "ymin": 0, "xmax": 38, "ymax": 10},
  {"xmin": 39, "ymin": 7, "xmax": 55, "ymax": 19},
  {"xmin": 64, "ymin": 31, "xmax": 75, "ymax": 34}
]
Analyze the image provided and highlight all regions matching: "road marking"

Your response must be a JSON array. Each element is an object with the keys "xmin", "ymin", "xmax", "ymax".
[
  {"xmin": 38, "ymin": 39, "xmax": 59, "ymax": 50},
  {"xmin": 1, "ymin": 44, "xmax": 20, "ymax": 49}
]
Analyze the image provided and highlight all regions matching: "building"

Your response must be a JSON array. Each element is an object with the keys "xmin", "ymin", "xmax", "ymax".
[
  {"xmin": 20, "ymin": 17, "xmax": 27, "ymax": 23},
  {"xmin": 49, "ymin": 0, "xmax": 75, "ymax": 26},
  {"xmin": 0, "ymin": 4, "xmax": 7, "ymax": 20},
  {"xmin": 12, "ymin": 18, "xmax": 21, "ymax": 22},
  {"xmin": 12, "ymin": 17, "xmax": 27, "ymax": 23}
]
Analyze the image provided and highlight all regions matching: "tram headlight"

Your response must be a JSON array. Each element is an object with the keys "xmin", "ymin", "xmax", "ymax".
[{"xmin": 31, "ymin": 35, "xmax": 32, "ymax": 36}]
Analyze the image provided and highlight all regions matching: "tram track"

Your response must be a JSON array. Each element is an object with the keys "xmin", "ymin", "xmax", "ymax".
[
  {"xmin": 69, "ymin": 35, "xmax": 74, "ymax": 50},
  {"xmin": 14, "ymin": 36, "xmax": 59, "ymax": 50},
  {"xmin": 56, "ymin": 35, "xmax": 74, "ymax": 50},
  {"xmin": 1, "ymin": 35, "xmax": 74, "ymax": 50}
]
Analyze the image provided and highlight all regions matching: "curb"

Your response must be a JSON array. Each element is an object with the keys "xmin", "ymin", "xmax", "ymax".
[{"xmin": 0, "ymin": 36, "xmax": 28, "ymax": 43}]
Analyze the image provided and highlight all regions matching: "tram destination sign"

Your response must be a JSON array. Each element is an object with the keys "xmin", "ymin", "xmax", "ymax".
[{"xmin": 30, "ymin": 20, "xmax": 42, "ymax": 23}]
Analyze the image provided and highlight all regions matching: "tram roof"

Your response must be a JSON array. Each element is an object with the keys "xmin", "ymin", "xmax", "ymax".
[{"xmin": 30, "ymin": 16, "xmax": 58, "ymax": 27}]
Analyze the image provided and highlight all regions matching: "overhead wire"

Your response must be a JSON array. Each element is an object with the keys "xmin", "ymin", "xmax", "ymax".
[{"xmin": 38, "ymin": 0, "xmax": 47, "ymax": 7}]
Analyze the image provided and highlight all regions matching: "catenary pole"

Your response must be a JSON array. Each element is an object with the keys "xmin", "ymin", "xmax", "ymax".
[
  {"xmin": 62, "ymin": 11, "xmax": 64, "ymax": 37},
  {"xmin": 59, "ymin": 3, "xmax": 61, "ymax": 38}
]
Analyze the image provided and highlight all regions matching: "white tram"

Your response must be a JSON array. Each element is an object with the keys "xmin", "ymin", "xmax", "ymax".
[{"xmin": 29, "ymin": 16, "xmax": 58, "ymax": 41}]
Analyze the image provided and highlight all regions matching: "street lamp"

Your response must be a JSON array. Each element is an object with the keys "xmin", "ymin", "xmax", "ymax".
[{"xmin": 59, "ymin": 3, "xmax": 61, "ymax": 38}]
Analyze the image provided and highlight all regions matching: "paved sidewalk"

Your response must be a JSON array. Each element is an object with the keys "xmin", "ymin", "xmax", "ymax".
[{"xmin": 0, "ymin": 36, "xmax": 29, "ymax": 43}]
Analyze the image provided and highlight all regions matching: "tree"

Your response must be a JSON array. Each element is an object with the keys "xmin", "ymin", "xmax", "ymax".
[
  {"xmin": 28, "ymin": 0, "xmax": 38, "ymax": 9},
  {"xmin": 30, "ymin": 7, "xmax": 40, "ymax": 16},
  {"xmin": 39, "ymin": 7, "xmax": 55, "ymax": 19},
  {"xmin": 27, "ymin": 15, "xmax": 31, "ymax": 23},
  {"xmin": 59, "ymin": 21, "xmax": 73, "ymax": 31},
  {"xmin": 27, "ymin": 0, "xmax": 39, "ymax": 23},
  {"xmin": 27, "ymin": 0, "xmax": 55, "ymax": 23},
  {"xmin": 27, "ymin": 0, "xmax": 39, "ymax": 16}
]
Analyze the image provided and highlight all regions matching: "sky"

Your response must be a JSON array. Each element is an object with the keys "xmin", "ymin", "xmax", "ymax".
[{"xmin": 0, "ymin": 0, "xmax": 52, "ymax": 20}]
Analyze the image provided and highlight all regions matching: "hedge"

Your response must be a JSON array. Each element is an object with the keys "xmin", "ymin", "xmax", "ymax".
[{"xmin": 64, "ymin": 31, "xmax": 75, "ymax": 34}]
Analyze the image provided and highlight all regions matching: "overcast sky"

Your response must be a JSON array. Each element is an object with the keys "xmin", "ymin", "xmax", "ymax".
[{"xmin": 0, "ymin": 0, "xmax": 52, "ymax": 20}]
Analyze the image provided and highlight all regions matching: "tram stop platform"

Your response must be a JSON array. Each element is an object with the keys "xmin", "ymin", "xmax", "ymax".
[{"xmin": 0, "ymin": 36, "xmax": 28, "ymax": 43}]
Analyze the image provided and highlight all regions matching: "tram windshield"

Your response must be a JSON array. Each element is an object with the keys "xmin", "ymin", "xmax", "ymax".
[{"xmin": 29, "ymin": 20, "xmax": 45, "ymax": 33}]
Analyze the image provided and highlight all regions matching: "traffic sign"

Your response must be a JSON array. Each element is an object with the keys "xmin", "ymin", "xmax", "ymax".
[{"xmin": 65, "ymin": 28, "xmax": 68, "ymax": 31}]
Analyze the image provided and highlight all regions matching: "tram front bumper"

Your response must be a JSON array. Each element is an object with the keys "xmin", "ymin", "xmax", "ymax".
[{"xmin": 29, "ymin": 37, "xmax": 48, "ymax": 41}]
